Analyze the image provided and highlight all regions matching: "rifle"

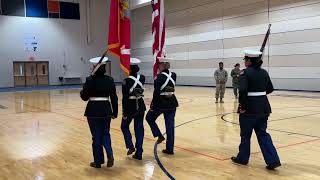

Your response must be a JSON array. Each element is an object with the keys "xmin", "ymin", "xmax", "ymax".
[
  {"xmin": 91, "ymin": 49, "xmax": 109, "ymax": 75},
  {"xmin": 260, "ymin": 24, "xmax": 271, "ymax": 57}
]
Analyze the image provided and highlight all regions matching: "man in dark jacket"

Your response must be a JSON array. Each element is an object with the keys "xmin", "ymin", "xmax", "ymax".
[
  {"xmin": 231, "ymin": 63, "xmax": 241, "ymax": 98},
  {"xmin": 146, "ymin": 57, "xmax": 179, "ymax": 155},
  {"xmin": 231, "ymin": 50, "xmax": 281, "ymax": 170},
  {"xmin": 121, "ymin": 58, "xmax": 146, "ymax": 160},
  {"xmin": 80, "ymin": 57, "xmax": 118, "ymax": 168}
]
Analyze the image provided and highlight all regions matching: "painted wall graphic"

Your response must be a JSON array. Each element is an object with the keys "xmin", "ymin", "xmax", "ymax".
[
  {"xmin": 0, "ymin": 0, "xmax": 25, "ymax": 17},
  {"xmin": 24, "ymin": 34, "xmax": 39, "ymax": 52},
  {"xmin": 26, "ymin": 0, "xmax": 48, "ymax": 18},
  {"xmin": 0, "ymin": 0, "xmax": 80, "ymax": 20},
  {"xmin": 48, "ymin": 0, "xmax": 60, "ymax": 18}
]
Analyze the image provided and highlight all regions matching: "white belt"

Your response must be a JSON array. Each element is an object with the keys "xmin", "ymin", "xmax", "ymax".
[
  {"xmin": 248, "ymin": 92, "xmax": 266, "ymax": 96},
  {"xmin": 160, "ymin": 92, "xmax": 174, "ymax": 96},
  {"xmin": 89, "ymin": 97, "xmax": 110, "ymax": 101},
  {"xmin": 129, "ymin": 96, "xmax": 143, "ymax": 100}
]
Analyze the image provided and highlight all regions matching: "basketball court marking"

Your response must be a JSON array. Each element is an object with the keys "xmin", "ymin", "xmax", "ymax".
[
  {"xmin": 7, "ymin": 97, "xmax": 232, "ymax": 161},
  {"xmin": 250, "ymin": 138, "xmax": 320, "ymax": 155},
  {"xmin": 155, "ymin": 110, "xmax": 320, "ymax": 179},
  {"xmin": 221, "ymin": 113, "xmax": 320, "ymax": 139},
  {"xmin": 0, "ymin": 106, "xmax": 85, "ymax": 116},
  {"xmin": 269, "ymin": 112, "xmax": 320, "ymax": 122},
  {"xmin": 153, "ymin": 113, "xmax": 230, "ymax": 180},
  {"xmin": 272, "ymin": 94, "xmax": 320, "ymax": 99},
  {"xmin": 7, "ymin": 95, "xmax": 320, "ymax": 153},
  {"xmin": 1, "ymin": 90, "xmax": 319, "ymax": 179}
]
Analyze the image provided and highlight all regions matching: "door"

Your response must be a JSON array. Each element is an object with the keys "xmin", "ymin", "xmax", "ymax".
[
  {"xmin": 37, "ymin": 62, "xmax": 49, "ymax": 85},
  {"xmin": 25, "ymin": 62, "xmax": 37, "ymax": 86},
  {"xmin": 13, "ymin": 62, "xmax": 26, "ymax": 87}
]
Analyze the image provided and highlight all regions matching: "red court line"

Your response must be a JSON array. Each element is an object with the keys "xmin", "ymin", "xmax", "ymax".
[
  {"xmin": 0, "ymin": 106, "xmax": 83, "ymax": 116},
  {"xmin": 17, "ymin": 102, "xmax": 320, "ymax": 162},
  {"xmin": 19, "ymin": 102, "xmax": 227, "ymax": 161},
  {"xmin": 52, "ymin": 111, "xmax": 226, "ymax": 161},
  {"xmin": 174, "ymin": 146, "xmax": 225, "ymax": 161},
  {"xmin": 250, "ymin": 138, "xmax": 320, "ymax": 155}
]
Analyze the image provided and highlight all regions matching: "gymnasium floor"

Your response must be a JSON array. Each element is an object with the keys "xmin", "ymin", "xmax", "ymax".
[{"xmin": 0, "ymin": 85, "xmax": 319, "ymax": 180}]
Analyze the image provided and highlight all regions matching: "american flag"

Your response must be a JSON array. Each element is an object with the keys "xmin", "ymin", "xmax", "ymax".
[{"xmin": 152, "ymin": 0, "xmax": 166, "ymax": 78}]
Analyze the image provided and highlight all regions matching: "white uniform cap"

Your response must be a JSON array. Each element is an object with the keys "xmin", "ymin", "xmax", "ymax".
[
  {"xmin": 130, "ymin": 58, "xmax": 141, "ymax": 65},
  {"xmin": 244, "ymin": 50, "xmax": 262, "ymax": 58},
  {"xmin": 157, "ymin": 56, "xmax": 173, "ymax": 63},
  {"xmin": 89, "ymin": 57, "xmax": 109, "ymax": 65}
]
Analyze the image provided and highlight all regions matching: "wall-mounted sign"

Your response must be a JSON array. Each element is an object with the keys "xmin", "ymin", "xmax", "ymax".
[{"xmin": 24, "ymin": 34, "xmax": 39, "ymax": 52}]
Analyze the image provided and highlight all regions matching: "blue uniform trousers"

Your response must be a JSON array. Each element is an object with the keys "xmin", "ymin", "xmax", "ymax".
[
  {"xmin": 121, "ymin": 112, "xmax": 145, "ymax": 156},
  {"xmin": 237, "ymin": 114, "xmax": 280, "ymax": 165},
  {"xmin": 146, "ymin": 109, "xmax": 176, "ymax": 152},
  {"xmin": 87, "ymin": 117, "xmax": 113, "ymax": 165}
]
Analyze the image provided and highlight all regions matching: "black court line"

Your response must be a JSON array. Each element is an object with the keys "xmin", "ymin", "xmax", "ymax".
[
  {"xmin": 272, "ymin": 105, "xmax": 320, "ymax": 110},
  {"xmin": 154, "ymin": 143, "xmax": 175, "ymax": 180},
  {"xmin": 269, "ymin": 112, "xmax": 320, "ymax": 122},
  {"xmin": 154, "ymin": 113, "xmax": 231, "ymax": 180},
  {"xmin": 155, "ymin": 110, "xmax": 320, "ymax": 179},
  {"xmin": 5, "ymin": 90, "xmax": 319, "ymax": 178},
  {"xmin": 221, "ymin": 113, "xmax": 320, "ymax": 139},
  {"xmin": 272, "ymin": 94, "xmax": 320, "ymax": 99}
]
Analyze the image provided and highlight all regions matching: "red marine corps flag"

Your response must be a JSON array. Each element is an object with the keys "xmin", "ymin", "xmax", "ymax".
[
  {"xmin": 152, "ymin": 0, "xmax": 166, "ymax": 78},
  {"xmin": 108, "ymin": 0, "xmax": 131, "ymax": 75}
]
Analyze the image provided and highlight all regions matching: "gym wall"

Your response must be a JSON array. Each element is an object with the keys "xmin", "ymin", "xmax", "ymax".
[
  {"xmin": 0, "ymin": 0, "xmax": 123, "ymax": 88},
  {"xmin": 131, "ymin": 0, "xmax": 320, "ymax": 91}
]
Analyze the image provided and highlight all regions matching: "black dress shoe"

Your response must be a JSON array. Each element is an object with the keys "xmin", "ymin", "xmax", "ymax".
[
  {"xmin": 266, "ymin": 162, "xmax": 281, "ymax": 170},
  {"xmin": 156, "ymin": 136, "xmax": 165, "ymax": 144},
  {"xmin": 107, "ymin": 157, "xmax": 114, "ymax": 168},
  {"xmin": 132, "ymin": 154, "xmax": 142, "ymax": 160},
  {"xmin": 231, "ymin": 157, "xmax": 248, "ymax": 165},
  {"xmin": 127, "ymin": 148, "xmax": 135, "ymax": 155},
  {"xmin": 162, "ymin": 149, "xmax": 174, "ymax": 155},
  {"xmin": 90, "ymin": 162, "xmax": 101, "ymax": 168}
]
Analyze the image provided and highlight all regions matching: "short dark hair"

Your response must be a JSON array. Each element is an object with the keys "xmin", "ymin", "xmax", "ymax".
[
  {"xmin": 235, "ymin": 63, "xmax": 240, "ymax": 67},
  {"xmin": 94, "ymin": 64, "xmax": 106, "ymax": 76},
  {"xmin": 130, "ymin": 65, "xmax": 140, "ymax": 73},
  {"xmin": 219, "ymin": 62, "xmax": 223, "ymax": 64}
]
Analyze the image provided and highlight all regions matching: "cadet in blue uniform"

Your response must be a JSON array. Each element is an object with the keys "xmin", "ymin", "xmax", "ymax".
[
  {"xmin": 146, "ymin": 57, "xmax": 179, "ymax": 155},
  {"xmin": 80, "ymin": 57, "xmax": 118, "ymax": 168},
  {"xmin": 121, "ymin": 58, "xmax": 146, "ymax": 160},
  {"xmin": 231, "ymin": 50, "xmax": 281, "ymax": 170}
]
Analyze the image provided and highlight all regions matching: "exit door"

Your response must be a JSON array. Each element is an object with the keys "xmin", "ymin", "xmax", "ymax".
[
  {"xmin": 25, "ymin": 62, "xmax": 37, "ymax": 86},
  {"xmin": 13, "ymin": 61, "xmax": 49, "ymax": 87}
]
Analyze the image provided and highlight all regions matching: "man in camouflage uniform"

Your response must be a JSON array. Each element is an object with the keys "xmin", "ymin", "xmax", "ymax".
[{"xmin": 214, "ymin": 62, "xmax": 228, "ymax": 103}]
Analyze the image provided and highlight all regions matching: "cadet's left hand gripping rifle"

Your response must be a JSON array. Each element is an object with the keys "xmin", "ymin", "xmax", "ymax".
[{"xmin": 91, "ymin": 49, "xmax": 109, "ymax": 75}]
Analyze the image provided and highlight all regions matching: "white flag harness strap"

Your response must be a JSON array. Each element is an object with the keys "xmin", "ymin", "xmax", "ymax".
[
  {"xmin": 160, "ymin": 72, "xmax": 175, "ymax": 91},
  {"xmin": 129, "ymin": 74, "xmax": 144, "ymax": 93}
]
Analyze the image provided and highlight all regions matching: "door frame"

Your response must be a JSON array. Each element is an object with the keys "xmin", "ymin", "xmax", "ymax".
[
  {"xmin": 13, "ymin": 61, "xmax": 50, "ymax": 87},
  {"xmin": 13, "ymin": 62, "xmax": 27, "ymax": 87}
]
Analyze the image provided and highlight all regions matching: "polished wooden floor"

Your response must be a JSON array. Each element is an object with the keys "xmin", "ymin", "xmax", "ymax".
[{"xmin": 0, "ymin": 86, "xmax": 319, "ymax": 180}]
